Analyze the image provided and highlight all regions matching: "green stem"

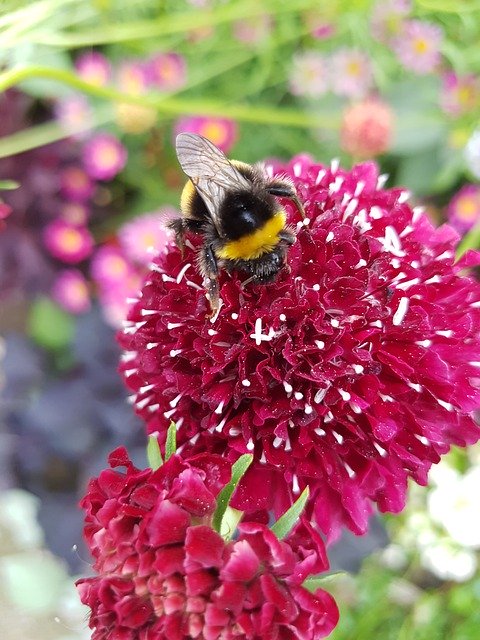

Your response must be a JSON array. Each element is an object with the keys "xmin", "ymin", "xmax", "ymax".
[
  {"xmin": 28, "ymin": 0, "xmax": 320, "ymax": 48},
  {"xmin": 0, "ymin": 65, "xmax": 338, "ymax": 128}
]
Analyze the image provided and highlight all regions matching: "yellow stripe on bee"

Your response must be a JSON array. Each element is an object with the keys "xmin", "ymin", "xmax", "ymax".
[
  {"xmin": 180, "ymin": 180, "xmax": 196, "ymax": 216},
  {"xmin": 217, "ymin": 211, "xmax": 286, "ymax": 260}
]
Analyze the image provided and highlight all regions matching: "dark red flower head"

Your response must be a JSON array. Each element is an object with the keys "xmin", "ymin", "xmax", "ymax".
[
  {"xmin": 119, "ymin": 156, "xmax": 480, "ymax": 539},
  {"xmin": 77, "ymin": 448, "xmax": 338, "ymax": 640}
]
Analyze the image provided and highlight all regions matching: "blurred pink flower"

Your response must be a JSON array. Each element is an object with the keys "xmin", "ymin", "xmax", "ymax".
[
  {"xmin": 91, "ymin": 245, "xmax": 143, "ymax": 327},
  {"xmin": 289, "ymin": 51, "xmax": 329, "ymax": 98},
  {"xmin": 54, "ymin": 95, "xmax": 93, "ymax": 139},
  {"xmin": 90, "ymin": 245, "xmax": 131, "ymax": 285},
  {"xmin": 341, "ymin": 98, "xmax": 395, "ymax": 158},
  {"xmin": 447, "ymin": 184, "xmax": 480, "ymax": 234},
  {"xmin": 117, "ymin": 61, "xmax": 149, "ymax": 95},
  {"xmin": 43, "ymin": 220, "xmax": 94, "ymax": 264},
  {"xmin": 59, "ymin": 202, "xmax": 90, "ymax": 226},
  {"xmin": 75, "ymin": 51, "xmax": 111, "ymax": 87},
  {"xmin": 82, "ymin": 133, "xmax": 127, "ymax": 181},
  {"xmin": 119, "ymin": 210, "xmax": 173, "ymax": 266},
  {"xmin": 232, "ymin": 15, "xmax": 273, "ymax": 44},
  {"xmin": 146, "ymin": 52, "xmax": 187, "ymax": 91},
  {"xmin": 174, "ymin": 116, "xmax": 238, "ymax": 153},
  {"xmin": 51, "ymin": 269, "xmax": 91, "ymax": 314},
  {"xmin": 393, "ymin": 20, "xmax": 443, "ymax": 74},
  {"xmin": 441, "ymin": 73, "xmax": 480, "ymax": 117},
  {"xmin": 60, "ymin": 166, "xmax": 95, "ymax": 202},
  {"xmin": 371, "ymin": 0, "xmax": 411, "ymax": 44},
  {"xmin": 330, "ymin": 48, "xmax": 374, "ymax": 98}
]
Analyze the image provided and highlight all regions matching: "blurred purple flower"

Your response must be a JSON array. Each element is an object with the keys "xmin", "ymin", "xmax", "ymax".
[
  {"xmin": 330, "ymin": 48, "xmax": 374, "ymax": 98},
  {"xmin": 393, "ymin": 20, "xmax": 443, "ymax": 74},
  {"xmin": 119, "ymin": 210, "xmax": 173, "ymax": 266},
  {"xmin": 54, "ymin": 95, "xmax": 93, "ymax": 139},
  {"xmin": 440, "ymin": 73, "xmax": 480, "ymax": 117},
  {"xmin": 371, "ymin": 0, "xmax": 411, "ymax": 44},
  {"xmin": 289, "ymin": 51, "xmax": 330, "ymax": 98},
  {"xmin": 146, "ymin": 52, "xmax": 187, "ymax": 91},
  {"xmin": 174, "ymin": 116, "xmax": 238, "ymax": 153},
  {"xmin": 82, "ymin": 133, "xmax": 127, "ymax": 181},
  {"xmin": 75, "ymin": 51, "xmax": 112, "ymax": 87},
  {"xmin": 51, "ymin": 269, "xmax": 91, "ymax": 314},
  {"xmin": 60, "ymin": 166, "xmax": 95, "ymax": 202},
  {"xmin": 43, "ymin": 220, "xmax": 94, "ymax": 264},
  {"xmin": 447, "ymin": 184, "xmax": 480, "ymax": 234}
]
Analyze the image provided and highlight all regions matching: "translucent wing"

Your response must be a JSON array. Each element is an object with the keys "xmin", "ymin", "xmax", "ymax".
[{"xmin": 175, "ymin": 133, "xmax": 251, "ymax": 233}]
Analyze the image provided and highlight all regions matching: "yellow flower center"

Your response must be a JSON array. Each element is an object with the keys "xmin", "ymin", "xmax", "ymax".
[
  {"xmin": 59, "ymin": 228, "xmax": 83, "ymax": 252},
  {"xmin": 346, "ymin": 60, "xmax": 361, "ymax": 77},
  {"xmin": 457, "ymin": 196, "xmax": 479, "ymax": 221},
  {"xmin": 413, "ymin": 38, "xmax": 429, "ymax": 55},
  {"xmin": 201, "ymin": 122, "xmax": 227, "ymax": 146},
  {"xmin": 97, "ymin": 144, "xmax": 119, "ymax": 170}
]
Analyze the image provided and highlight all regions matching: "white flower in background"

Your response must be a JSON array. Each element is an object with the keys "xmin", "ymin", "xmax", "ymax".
[
  {"xmin": 0, "ymin": 489, "xmax": 44, "ymax": 550},
  {"xmin": 465, "ymin": 129, "xmax": 480, "ymax": 179},
  {"xmin": 421, "ymin": 542, "xmax": 477, "ymax": 582},
  {"xmin": 428, "ymin": 465, "xmax": 480, "ymax": 549}
]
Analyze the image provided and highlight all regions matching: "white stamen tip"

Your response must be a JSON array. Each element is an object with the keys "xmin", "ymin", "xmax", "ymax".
[
  {"xmin": 242, "ymin": 379, "xmax": 251, "ymax": 387},
  {"xmin": 392, "ymin": 297, "xmax": 409, "ymax": 326}
]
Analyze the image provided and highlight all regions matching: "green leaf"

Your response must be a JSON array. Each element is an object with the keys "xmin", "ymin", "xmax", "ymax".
[
  {"xmin": 220, "ymin": 506, "xmax": 244, "ymax": 539},
  {"xmin": 0, "ymin": 179, "xmax": 20, "ymax": 190},
  {"xmin": 164, "ymin": 421, "xmax": 177, "ymax": 461},
  {"xmin": 147, "ymin": 434, "xmax": 163, "ymax": 470},
  {"xmin": 303, "ymin": 572, "xmax": 346, "ymax": 593},
  {"xmin": 27, "ymin": 297, "xmax": 74, "ymax": 351},
  {"xmin": 212, "ymin": 454, "xmax": 253, "ymax": 535},
  {"xmin": 271, "ymin": 486, "xmax": 309, "ymax": 540},
  {"xmin": 457, "ymin": 222, "xmax": 480, "ymax": 257}
]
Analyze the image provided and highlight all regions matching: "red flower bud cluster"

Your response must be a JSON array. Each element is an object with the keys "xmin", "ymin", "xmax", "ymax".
[{"xmin": 77, "ymin": 448, "xmax": 338, "ymax": 640}]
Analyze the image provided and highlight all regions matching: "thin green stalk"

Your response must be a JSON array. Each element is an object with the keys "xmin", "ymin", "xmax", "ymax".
[
  {"xmin": 30, "ymin": 0, "xmax": 320, "ymax": 48},
  {"xmin": 0, "ymin": 106, "xmax": 113, "ymax": 158},
  {"xmin": 0, "ymin": 65, "xmax": 338, "ymax": 127}
]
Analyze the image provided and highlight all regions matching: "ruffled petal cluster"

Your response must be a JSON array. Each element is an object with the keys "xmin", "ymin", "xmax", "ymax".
[
  {"xmin": 77, "ymin": 448, "xmax": 338, "ymax": 640},
  {"xmin": 119, "ymin": 156, "xmax": 480, "ymax": 537}
]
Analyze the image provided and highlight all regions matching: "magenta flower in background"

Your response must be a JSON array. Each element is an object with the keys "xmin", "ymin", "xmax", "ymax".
[
  {"xmin": 440, "ymin": 73, "xmax": 480, "ymax": 117},
  {"xmin": 174, "ymin": 116, "xmax": 238, "ymax": 153},
  {"xmin": 120, "ymin": 155, "xmax": 480, "ymax": 540},
  {"xmin": 60, "ymin": 166, "xmax": 95, "ymax": 202},
  {"xmin": 393, "ymin": 20, "xmax": 443, "ymax": 74},
  {"xmin": 119, "ymin": 210, "xmax": 174, "ymax": 266},
  {"xmin": 77, "ymin": 447, "xmax": 339, "ymax": 640},
  {"xmin": 370, "ymin": 0, "xmax": 411, "ymax": 44},
  {"xmin": 75, "ymin": 51, "xmax": 111, "ymax": 87},
  {"xmin": 43, "ymin": 220, "xmax": 94, "ymax": 264},
  {"xmin": 330, "ymin": 48, "xmax": 374, "ymax": 98},
  {"xmin": 51, "ymin": 269, "xmax": 91, "ymax": 314},
  {"xmin": 447, "ymin": 185, "xmax": 480, "ymax": 234},
  {"xmin": 340, "ymin": 98, "xmax": 395, "ymax": 158},
  {"xmin": 82, "ymin": 133, "xmax": 127, "ymax": 181},
  {"xmin": 146, "ymin": 52, "xmax": 187, "ymax": 91}
]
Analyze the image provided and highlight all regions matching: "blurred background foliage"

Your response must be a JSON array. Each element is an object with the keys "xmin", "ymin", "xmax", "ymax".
[{"xmin": 1, "ymin": 0, "xmax": 480, "ymax": 638}]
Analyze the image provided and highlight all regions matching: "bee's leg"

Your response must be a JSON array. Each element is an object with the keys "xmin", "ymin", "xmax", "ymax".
[
  {"xmin": 267, "ymin": 180, "xmax": 305, "ymax": 219},
  {"xmin": 168, "ymin": 219, "xmax": 187, "ymax": 256},
  {"xmin": 198, "ymin": 243, "xmax": 220, "ymax": 317}
]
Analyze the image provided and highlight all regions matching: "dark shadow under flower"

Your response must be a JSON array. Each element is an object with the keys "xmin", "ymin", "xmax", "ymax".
[{"xmin": 119, "ymin": 155, "xmax": 480, "ymax": 539}]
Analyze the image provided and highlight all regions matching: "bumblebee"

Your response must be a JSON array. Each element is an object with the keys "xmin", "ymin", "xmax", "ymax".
[{"xmin": 171, "ymin": 133, "xmax": 305, "ymax": 315}]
